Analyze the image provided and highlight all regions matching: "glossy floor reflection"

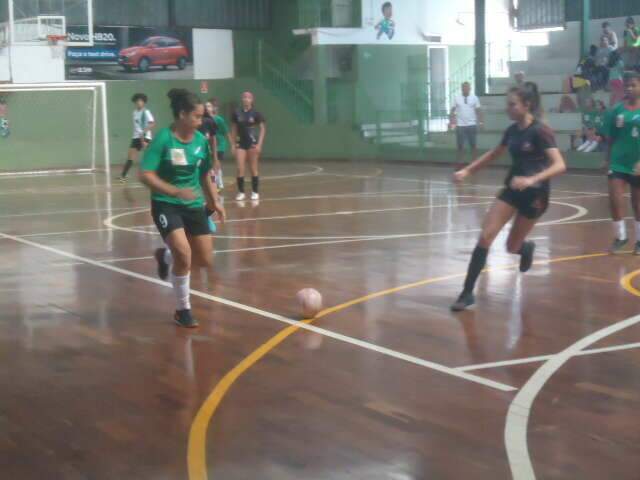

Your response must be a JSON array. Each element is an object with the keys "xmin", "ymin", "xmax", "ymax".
[{"xmin": 1, "ymin": 161, "xmax": 639, "ymax": 479}]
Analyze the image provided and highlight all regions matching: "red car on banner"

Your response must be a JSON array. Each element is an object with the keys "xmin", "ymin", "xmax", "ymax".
[{"xmin": 119, "ymin": 36, "xmax": 189, "ymax": 72}]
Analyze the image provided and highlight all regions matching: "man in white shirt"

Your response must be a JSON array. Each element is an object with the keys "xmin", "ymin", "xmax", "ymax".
[
  {"xmin": 450, "ymin": 82, "xmax": 483, "ymax": 167},
  {"xmin": 601, "ymin": 22, "xmax": 619, "ymax": 50}
]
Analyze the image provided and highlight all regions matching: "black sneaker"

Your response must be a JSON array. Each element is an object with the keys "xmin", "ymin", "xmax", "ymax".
[
  {"xmin": 610, "ymin": 238, "xmax": 628, "ymax": 254},
  {"xmin": 175, "ymin": 309, "xmax": 198, "ymax": 328},
  {"xmin": 634, "ymin": 241, "xmax": 640, "ymax": 256},
  {"xmin": 450, "ymin": 292, "xmax": 475, "ymax": 312},
  {"xmin": 519, "ymin": 241, "xmax": 536, "ymax": 273},
  {"xmin": 154, "ymin": 247, "xmax": 169, "ymax": 281},
  {"xmin": 117, "ymin": 176, "xmax": 127, "ymax": 183}
]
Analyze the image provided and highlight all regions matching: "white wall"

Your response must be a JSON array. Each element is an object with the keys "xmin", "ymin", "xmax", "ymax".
[
  {"xmin": 0, "ymin": 46, "xmax": 10, "ymax": 82},
  {"xmin": 193, "ymin": 29, "xmax": 234, "ymax": 80},
  {"xmin": 312, "ymin": 0, "xmax": 547, "ymax": 48},
  {"xmin": 9, "ymin": 45, "xmax": 65, "ymax": 83}
]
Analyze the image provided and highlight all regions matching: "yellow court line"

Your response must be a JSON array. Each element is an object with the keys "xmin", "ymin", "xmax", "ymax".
[
  {"xmin": 187, "ymin": 251, "xmax": 616, "ymax": 480},
  {"xmin": 621, "ymin": 269, "xmax": 640, "ymax": 297}
]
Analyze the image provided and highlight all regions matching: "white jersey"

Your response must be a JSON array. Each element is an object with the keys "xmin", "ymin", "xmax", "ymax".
[
  {"xmin": 133, "ymin": 109, "xmax": 155, "ymax": 140},
  {"xmin": 453, "ymin": 94, "xmax": 481, "ymax": 127}
]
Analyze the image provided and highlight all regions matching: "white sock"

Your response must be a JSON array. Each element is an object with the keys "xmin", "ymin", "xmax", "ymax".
[
  {"xmin": 614, "ymin": 220, "xmax": 627, "ymax": 240},
  {"xmin": 163, "ymin": 248, "xmax": 173, "ymax": 266},
  {"xmin": 635, "ymin": 221, "xmax": 640, "ymax": 241},
  {"xmin": 171, "ymin": 273, "xmax": 191, "ymax": 311}
]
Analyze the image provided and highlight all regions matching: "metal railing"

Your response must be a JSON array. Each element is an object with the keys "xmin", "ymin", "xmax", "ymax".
[{"xmin": 256, "ymin": 39, "xmax": 314, "ymax": 122}]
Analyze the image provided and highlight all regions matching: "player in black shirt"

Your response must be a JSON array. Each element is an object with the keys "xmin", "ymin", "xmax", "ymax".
[
  {"xmin": 198, "ymin": 104, "xmax": 220, "ymax": 233},
  {"xmin": 450, "ymin": 82, "xmax": 567, "ymax": 312},
  {"xmin": 231, "ymin": 91, "xmax": 266, "ymax": 201}
]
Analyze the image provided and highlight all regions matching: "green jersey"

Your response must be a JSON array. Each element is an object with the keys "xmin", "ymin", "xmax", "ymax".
[
  {"xmin": 141, "ymin": 127, "xmax": 212, "ymax": 208},
  {"xmin": 214, "ymin": 115, "xmax": 229, "ymax": 153},
  {"xmin": 582, "ymin": 109, "xmax": 596, "ymax": 129},
  {"xmin": 602, "ymin": 103, "xmax": 640, "ymax": 174},
  {"xmin": 624, "ymin": 27, "xmax": 640, "ymax": 47},
  {"xmin": 593, "ymin": 112, "xmax": 605, "ymax": 132}
]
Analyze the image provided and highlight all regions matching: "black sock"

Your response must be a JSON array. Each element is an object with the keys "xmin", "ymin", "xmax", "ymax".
[
  {"xmin": 237, "ymin": 177, "xmax": 245, "ymax": 193},
  {"xmin": 251, "ymin": 176, "xmax": 259, "ymax": 193},
  {"xmin": 517, "ymin": 241, "xmax": 532, "ymax": 255},
  {"xmin": 462, "ymin": 246, "xmax": 489, "ymax": 295},
  {"xmin": 121, "ymin": 159, "xmax": 133, "ymax": 178}
]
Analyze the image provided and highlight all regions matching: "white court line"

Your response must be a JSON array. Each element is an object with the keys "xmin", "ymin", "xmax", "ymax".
[
  {"xmin": 0, "ymin": 231, "xmax": 516, "ymax": 393},
  {"xmin": 362, "ymin": 175, "xmax": 608, "ymax": 197},
  {"xmin": 0, "ymin": 206, "xmax": 143, "ymax": 219},
  {"xmin": 505, "ymin": 313, "xmax": 640, "ymax": 479},
  {"xmin": 98, "ymin": 236, "xmax": 549, "ymax": 264},
  {"xmin": 456, "ymin": 341, "xmax": 640, "ymax": 372},
  {"xmin": 101, "ymin": 238, "xmax": 387, "ymax": 263},
  {"xmin": 104, "ymin": 199, "xmax": 587, "ymax": 237}
]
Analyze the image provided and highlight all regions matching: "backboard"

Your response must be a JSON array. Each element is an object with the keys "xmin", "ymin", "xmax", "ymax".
[{"xmin": 6, "ymin": 0, "xmax": 93, "ymax": 46}]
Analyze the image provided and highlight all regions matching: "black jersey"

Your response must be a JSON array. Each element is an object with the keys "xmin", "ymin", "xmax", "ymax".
[
  {"xmin": 231, "ymin": 108, "xmax": 265, "ymax": 144},
  {"xmin": 500, "ymin": 120, "xmax": 557, "ymax": 188},
  {"xmin": 199, "ymin": 115, "xmax": 218, "ymax": 141}
]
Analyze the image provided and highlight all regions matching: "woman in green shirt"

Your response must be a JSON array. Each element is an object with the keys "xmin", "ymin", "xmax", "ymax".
[
  {"xmin": 140, "ymin": 89, "xmax": 226, "ymax": 328},
  {"xmin": 603, "ymin": 73, "xmax": 640, "ymax": 255}
]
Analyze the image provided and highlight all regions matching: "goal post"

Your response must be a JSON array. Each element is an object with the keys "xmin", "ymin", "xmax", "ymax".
[{"xmin": 0, "ymin": 82, "xmax": 111, "ymax": 176}]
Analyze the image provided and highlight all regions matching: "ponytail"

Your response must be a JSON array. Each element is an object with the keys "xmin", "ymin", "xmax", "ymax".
[{"xmin": 509, "ymin": 81, "xmax": 543, "ymax": 119}]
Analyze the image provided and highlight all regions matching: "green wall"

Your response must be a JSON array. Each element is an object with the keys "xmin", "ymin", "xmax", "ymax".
[
  {"xmin": 104, "ymin": 78, "xmax": 375, "ymax": 165},
  {"xmin": 353, "ymin": 45, "xmax": 429, "ymax": 125}
]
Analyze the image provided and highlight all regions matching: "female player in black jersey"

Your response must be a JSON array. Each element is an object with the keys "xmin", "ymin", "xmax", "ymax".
[
  {"xmin": 451, "ymin": 82, "xmax": 567, "ymax": 311},
  {"xmin": 231, "ymin": 92, "xmax": 266, "ymax": 201}
]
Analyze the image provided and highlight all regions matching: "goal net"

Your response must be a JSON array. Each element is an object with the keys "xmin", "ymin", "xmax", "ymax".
[{"xmin": 0, "ymin": 82, "xmax": 110, "ymax": 176}]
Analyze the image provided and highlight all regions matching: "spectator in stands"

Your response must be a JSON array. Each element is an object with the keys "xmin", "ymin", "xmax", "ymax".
[
  {"xmin": 576, "ymin": 98, "xmax": 604, "ymax": 153},
  {"xmin": 514, "ymin": 71, "xmax": 525, "ymax": 88},
  {"xmin": 558, "ymin": 94, "xmax": 577, "ymax": 113},
  {"xmin": 623, "ymin": 17, "xmax": 640, "ymax": 68},
  {"xmin": 564, "ymin": 45, "xmax": 596, "ymax": 105},
  {"xmin": 624, "ymin": 17, "xmax": 640, "ymax": 48},
  {"xmin": 593, "ymin": 37, "xmax": 614, "ymax": 90},
  {"xmin": 601, "ymin": 22, "xmax": 619, "ymax": 50},
  {"xmin": 449, "ymin": 81, "xmax": 484, "ymax": 168},
  {"xmin": 608, "ymin": 50, "xmax": 626, "ymax": 105}
]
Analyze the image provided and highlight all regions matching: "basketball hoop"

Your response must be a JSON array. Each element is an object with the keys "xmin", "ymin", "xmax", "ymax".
[{"xmin": 47, "ymin": 34, "xmax": 67, "ymax": 59}]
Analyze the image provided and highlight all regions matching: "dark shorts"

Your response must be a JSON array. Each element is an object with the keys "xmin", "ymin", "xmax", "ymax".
[
  {"xmin": 608, "ymin": 170, "xmax": 640, "ymax": 188},
  {"xmin": 151, "ymin": 200, "xmax": 210, "ymax": 240},
  {"xmin": 236, "ymin": 138, "xmax": 258, "ymax": 150},
  {"xmin": 130, "ymin": 138, "xmax": 149, "ymax": 151},
  {"xmin": 498, "ymin": 186, "xmax": 550, "ymax": 220},
  {"xmin": 456, "ymin": 125, "xmax": 477, "ymax": 150},
  {"xmin": 217, "ymin": 151, "xmax": 225, "ymax": 161}
]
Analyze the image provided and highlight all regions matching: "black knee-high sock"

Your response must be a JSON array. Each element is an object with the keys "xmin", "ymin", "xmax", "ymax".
[
  {"xmin": 463, "ymin": 246, "xmax": 489, "ymax": 294},
  {"xmin": 237, "ymin": 177, "xmax": 245, "ymax": 193},
  {"xmin": 517, "ymin": 241, "xmax": 532, "ymax": 255},
  {"xmin": 121, "ymin": 159, "xmax": 133, "ymax": 178},
  {"xmin": 251, "ymin": 176, "xmax": 259, "ymax": 193}
]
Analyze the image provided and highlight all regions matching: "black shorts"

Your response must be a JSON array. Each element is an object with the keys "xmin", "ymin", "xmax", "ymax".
[
  {"xmin": 217, "ymin": 151, "xmax": 225, "ymax": 161},
  {"xmin": 151, "ymin": 200, "xmax": 210, "ymax": 240},
  {"xmin": 456, "ymin": 125, "xmax": 477, "ymax": 150},
  {"xmin": 236, "ymin": 138, "xmax": 257, "ymax": 150},
  {"xmin": 498, "ymin": 187, "xmax": 550, "ymax": 220},
  {"xmin": 130, "ymin": 138, "xmax": 149, "ymax": 151},
  {"xmin": 608, "ymin": 170, "xmax": 640, "ymax": 188}
]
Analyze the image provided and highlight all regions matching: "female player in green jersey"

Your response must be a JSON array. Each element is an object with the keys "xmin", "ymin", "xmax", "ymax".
[
  {"xmin": 603, "ymin": 73, "xmax": 640, "ymax": 254},
  {"xmin": 140, "ymin": 89, "xmax": 226, "ymax": 328}
]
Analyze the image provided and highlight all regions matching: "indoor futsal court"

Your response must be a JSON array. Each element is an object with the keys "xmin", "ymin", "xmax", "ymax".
[{"xmin": 2, "ymin": 1, "xmax": 640, "ymax": 480}]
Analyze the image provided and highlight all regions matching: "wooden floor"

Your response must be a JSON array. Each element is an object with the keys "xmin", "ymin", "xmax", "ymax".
[{"xmin": 1, "ymin": 160, "xmax": 639, "ymax": 480}]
